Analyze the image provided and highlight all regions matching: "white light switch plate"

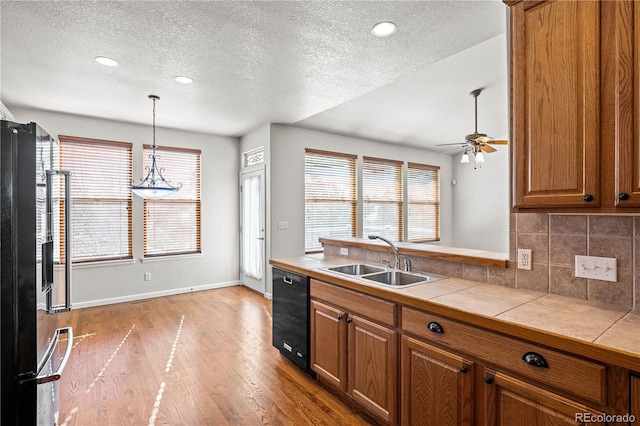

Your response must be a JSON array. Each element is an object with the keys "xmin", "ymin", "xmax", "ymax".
[{"xmin": 575, "ymin": 255, "xmax": 617, "ymax": 282}]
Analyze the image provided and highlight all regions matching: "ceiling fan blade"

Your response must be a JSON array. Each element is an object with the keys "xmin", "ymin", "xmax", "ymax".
[
  {"xmin": 485, "ymin": 139, "xmax": 509, "ymax": 145},
  {"xmin": 435, "ymin": 142, "xmax": 468, "ymax": 147},
  {"xmin": 481, "ymin": 144, "xmax": 497, "ymax": 153}
]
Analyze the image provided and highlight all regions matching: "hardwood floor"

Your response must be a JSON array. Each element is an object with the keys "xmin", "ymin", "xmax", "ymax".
[{"xmin": 56, "ymin": 285, "xmax": 371, "ymax": 425}]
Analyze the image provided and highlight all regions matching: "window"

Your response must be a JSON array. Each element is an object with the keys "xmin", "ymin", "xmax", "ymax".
[
  {"xmin": 362, "ymin": 157, "xmax": 403, "ymax": 241},
  {"xmin": 58, "ymin": 136, "xmax": 132, "ymax": 262},
  {"xmin": 244, "ymin": 146, "xmax": 264, "ymax": 167},
  {"xmin": 407, "ymin": 162, "xmax": 440, "ymax": 242},
  {"xmin": 143, "ymin": 145, "xmax": 201, "ymax": 257},
  {"xmin": 304, "ymin": 149, "xmax": 356, "ymax": 252}
]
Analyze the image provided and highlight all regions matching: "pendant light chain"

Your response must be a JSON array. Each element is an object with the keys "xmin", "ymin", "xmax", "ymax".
[{"xmin": 130, "ymin": 94, "xmax": 182, "ymax": 199}]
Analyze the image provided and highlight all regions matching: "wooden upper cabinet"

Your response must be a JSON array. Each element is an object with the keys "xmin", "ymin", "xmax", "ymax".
[
  {"xmin": 509, "ymin": 0, "xmax": 640, "ymax": 210},
  {"xmin": 511, "ymin": 0, "xmax": 600, "ymax": 208},
  {"xmin": 602, "ymin": 0, "xmax": 640, "ymax": 207}
]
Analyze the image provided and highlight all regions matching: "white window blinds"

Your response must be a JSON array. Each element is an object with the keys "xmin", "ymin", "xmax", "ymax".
[
  {"xmin": 143, "ymin": 145, "xmax": 201, "ymax": 257},
  {"xmin": 304, "ymin": 149, "xmax": 357, "ymax": 252},
  {"xmin": 407, "ymin": 162, "xmax": 440, "ymax": 242},
  {"xmin": 59, "ymin": 136, "xmax": 133, "ymax": 262},
  {"xmin": 362, "ymin": 157, "xmax": 403, "ymax": 241}
]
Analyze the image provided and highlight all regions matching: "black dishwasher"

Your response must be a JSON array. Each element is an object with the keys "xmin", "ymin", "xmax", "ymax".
[{"xmin": 272, "ymin": 267, "xmax": 314, "ymax": 375}]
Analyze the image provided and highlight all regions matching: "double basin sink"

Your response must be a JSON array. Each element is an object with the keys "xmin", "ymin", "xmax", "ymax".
[{"xmin": 325, "ymin": 263, "xmax": 446, "ymax": 288}]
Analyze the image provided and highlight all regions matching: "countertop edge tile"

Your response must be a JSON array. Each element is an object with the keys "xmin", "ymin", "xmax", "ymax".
[{"xmin": 270, "ymin": 255, "xmax": 640, "ymax": 371}]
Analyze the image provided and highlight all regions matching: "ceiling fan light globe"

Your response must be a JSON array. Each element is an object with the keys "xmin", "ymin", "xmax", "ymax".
[
  {"xmin": 460, "ymin": 152, "xmax": 470, "ymax": 163},
  {"xmin": 475, "ymin": 151, "xmax": 485, "ymax": 164}
]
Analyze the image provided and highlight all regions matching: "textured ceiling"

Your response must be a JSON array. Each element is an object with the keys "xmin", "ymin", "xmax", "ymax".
[{"xmin": 0, "ymin": 0, "xmax": 507, "ymax": 150}]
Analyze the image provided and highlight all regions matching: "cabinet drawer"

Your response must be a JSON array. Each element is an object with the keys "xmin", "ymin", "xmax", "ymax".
[
  {"xmin": 401, "ymin": 306, "xmax": 606, "ymax": 405},
  {"xmin": 310, "ymin": 279, "xmax": 396, "ymax": 327}
]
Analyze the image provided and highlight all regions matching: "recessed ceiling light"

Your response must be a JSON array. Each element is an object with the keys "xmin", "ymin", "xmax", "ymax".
[
  {"xmin": 174, "ymin": 76, "xmax": 194, "ymax": 84},
  {"xmin": 94, "ymin": 56, "xmax": 119, "ymax": 67},
  {"xmin": 371, "ymin": 21, "xmax": 397, "ymax": 38}
]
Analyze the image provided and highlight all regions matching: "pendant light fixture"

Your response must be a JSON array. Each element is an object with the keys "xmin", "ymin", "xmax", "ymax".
[{"xmin": 131, "ymin": 95, "xmax": 181, "ymax": 199}]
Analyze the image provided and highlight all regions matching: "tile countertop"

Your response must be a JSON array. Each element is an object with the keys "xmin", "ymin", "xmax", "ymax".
[{"xmin": 270, "ymin": 254, "xmax": 640, "ymax": 372}]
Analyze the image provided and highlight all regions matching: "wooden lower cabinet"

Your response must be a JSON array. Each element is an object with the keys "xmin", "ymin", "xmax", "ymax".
[
  {"xmin": 632, "ymin": 375, "xmax": 640, "ymax": 423},
  {"xmin": 310, "ymin": 300, "xmax": 347, "ymax": 390},
  {"xmin": 400, "ymin": 336, "xmax": 474, "ymax": 426},
  {"xmin": 348, "ymin": 315, "xmax": 397, "ymax": 423},
  {"xmin": 483, "ymin": 369, "xmax": 606, "ymax": 426},
  {"xmin": 310, "ymin": 298, "xmax": 397, "ymax": 424}
]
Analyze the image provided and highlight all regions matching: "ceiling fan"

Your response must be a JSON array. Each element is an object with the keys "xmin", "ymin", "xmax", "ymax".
[{"xmin": 436, "ymin": 88, "xmax": 508, "ymax": 164}]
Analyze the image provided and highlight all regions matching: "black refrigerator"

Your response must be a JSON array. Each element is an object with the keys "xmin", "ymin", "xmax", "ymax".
[{"xmin": 1, "ymin": 120, "xmax": 73, "ymax": 425}]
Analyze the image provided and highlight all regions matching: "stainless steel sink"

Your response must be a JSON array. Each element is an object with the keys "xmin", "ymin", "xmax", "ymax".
[
  {"xmin": 362, "ymin": 270, "xmax": 445, "ymax": 286},
  {"xmin": 324, "ymin": 263, "xmax": 446, "ymax": 288},
  {"xmin": 327, "ymin": 264, "xmax": 385, "ymax": 275}
]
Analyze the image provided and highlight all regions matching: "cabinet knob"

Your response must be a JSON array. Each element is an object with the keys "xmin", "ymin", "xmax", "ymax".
[
  {"xmin": 583, "ymin": 194, "xmax": 594, "ymax": 202},
  {"xmin": 337, "ymin": 315, "xmax": 343, "ymax": 321},
  {"xmin": 460, "ymin": 366, "xmax": 469, "ymax": 374},
  {"xmin": 427, "ymin": 321, "xmax": 444, "ymax": 334},
  {"xmin": 522, "ymin": 352, "xmax": 549, "ymax": 368},
  {"xmin": 346, "ymin": 318, "xmax": 353, "ymax": 324},
  {"xmin": 484, "ymin": 377, "xmax": 494, "ymax": 384},
  {"xmin": 619, "ymin": 192, "xmax": 630, "ymax": 201}
]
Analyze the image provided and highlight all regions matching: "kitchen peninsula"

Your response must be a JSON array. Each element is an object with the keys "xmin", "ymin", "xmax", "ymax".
[{"xmin": 271, "ymin": 238, "xmax": 640, "ymax": 425}]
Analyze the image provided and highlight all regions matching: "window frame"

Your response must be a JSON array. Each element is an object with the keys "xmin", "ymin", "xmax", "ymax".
[
  {"xmin": 304, "ymin": 148, "xmax": 357, "ymax": 253},
  {"xmin": 406, "ymin": 162, "xmax": 440, "ymax": 242},
  {"xmin": 362, "ymin": 156, "xmax": 404, "ymax": 242},
  {"xmin": 142, "ymin": 145, "xmax": 202, "ymax": 258},
  {"xmin": 303, "ymin": 149, "xmax": 441, "ymax": 250},
  {"xmin": 58, "ymin": 135, "xmax": 133, "ymax": 263}
]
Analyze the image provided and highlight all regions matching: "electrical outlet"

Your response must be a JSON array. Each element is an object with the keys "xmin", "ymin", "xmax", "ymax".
[
  {"xmin": 575, "ymin": 255, "xmax": 617, "ymax": 282},
  {"xmin": 144, "ymin": 272, "xmax": 151, "ymax": 281},
  {"xmin": 339, "ymin": 248, "xmax": 349, "ymax": 256},
  {"xmin": 517, "ymin": 249, "xmax": 532, "ymax": 270},
  {"xmin": 278, "ymin": 221, "xmax": 288, "ymax": 230}
]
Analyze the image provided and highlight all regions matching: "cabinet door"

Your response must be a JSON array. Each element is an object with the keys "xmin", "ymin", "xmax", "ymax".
[
  {"xmin": 602, "ymin": 0, "xmax": 640, "ymax": 207},
  {"xmin": 348, "ymin": 314, "xmax": 397, "ymax": 424},
  {"xmin": 310, "ymin": 300, "xmax": 347, "ymax": 390},
  {"xmin": 400, "ymin": 336, "xmax": 474, "ymax": 426},
  {"xmin": 632, "ymin": 375, "xmax": 640, "ymax": 424},
  {"xmin": 483, "ymin": 370, "xmax": 605, "ymax": 426},
  {"xmin": 511, "ymin": 0, "xmax": 600, "ymax": 208}
]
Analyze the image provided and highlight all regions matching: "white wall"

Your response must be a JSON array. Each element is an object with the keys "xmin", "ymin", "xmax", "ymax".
[
  {"xmin": 11, "ymin": 107, "xmax": 240, "ymax": 307},
  {"xmin": 269, "ymin": 124, "xmax": 454, "ymax": 264},
  {"xmin": 451, "ymin": 147, "xmax": 509, "ymax": 253}
]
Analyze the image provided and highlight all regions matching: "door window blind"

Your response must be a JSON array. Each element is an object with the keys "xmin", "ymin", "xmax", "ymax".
[
  {"xmin": 143, "ymin": 146, "xmax": 201, "ymax": 257},
  {"xmin": 362, "ymin": 157, "xmax": 403, "ymax": 241},
  {"xmin": 59, "ymin": 136, "xmax": 133, "ymax": 262},
  {"xmin": 407, "ymin": 162, "xmax": 440, "ymax": 242},
  {"xmin": 304, "ymin": 149, "xmax": 357, "ymax": 252}
]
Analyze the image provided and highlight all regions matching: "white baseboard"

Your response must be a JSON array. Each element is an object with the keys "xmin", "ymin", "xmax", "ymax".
[
  {"xmin": 264, "ymin": 292, "xmax": 273, "ymax": 300},
  {"xmin": 71, "ymin": 280, "xmax": 240, "ymax": 309}
]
